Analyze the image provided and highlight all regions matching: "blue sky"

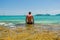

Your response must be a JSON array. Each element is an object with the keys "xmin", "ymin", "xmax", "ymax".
[{"xmin": 0, "ymin": 0, "xmax": 60, "ymax": 15}]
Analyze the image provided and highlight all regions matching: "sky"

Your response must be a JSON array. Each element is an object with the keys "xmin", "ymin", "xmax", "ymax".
[{"xmin": 0, "ymin": 0, "xmax": 60, "ymax": 15}]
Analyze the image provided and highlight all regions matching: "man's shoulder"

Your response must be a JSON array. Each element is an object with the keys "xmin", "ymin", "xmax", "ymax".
[{"xmin": 27, "ymin": 15, "xmax": 33, "ymax": 16}]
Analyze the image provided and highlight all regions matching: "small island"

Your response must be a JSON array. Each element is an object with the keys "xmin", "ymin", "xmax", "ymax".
[
  {"xmin": 35, "ymin": 14, "xmax": 60, "ymax": 16},
  {"xmin": 35, "ymin": 14, "xmax": 51, "ymax": 16},
  {"xmin": 55, "ymin": 14, "xmax": 60, "ymax": 16}
]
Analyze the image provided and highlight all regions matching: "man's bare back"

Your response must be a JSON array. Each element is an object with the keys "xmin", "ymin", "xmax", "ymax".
[{"xmin": 26, "ymin": 12, "xmax": 34, "ymax": 24}]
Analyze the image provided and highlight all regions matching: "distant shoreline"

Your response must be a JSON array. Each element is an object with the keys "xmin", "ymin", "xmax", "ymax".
[{"xmin": 35, "ymin": 14, "xmax": 60, "ymax": 16}]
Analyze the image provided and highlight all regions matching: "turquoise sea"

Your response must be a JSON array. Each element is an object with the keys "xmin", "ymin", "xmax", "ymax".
[
  {"xmin": 0, "ymin": 15, "xmax": 60, "ymax": 24},
  {"xmin": 0, "ymin": 16, "xmax": 60, "ymax": 31}
]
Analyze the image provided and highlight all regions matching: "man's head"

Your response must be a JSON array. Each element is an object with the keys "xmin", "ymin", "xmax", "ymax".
[{"xmin": 29, "ymin": 12, "xmax": 31, "ymax": 15}]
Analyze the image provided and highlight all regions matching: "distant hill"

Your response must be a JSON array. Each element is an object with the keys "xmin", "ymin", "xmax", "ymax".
[
  {"xmin": 55, "ymin": 14, "xmax": 60, "ymax": 16},
  {"xmin": 35, "ymin": 14, "xmax": 51, "ymax": 16}
]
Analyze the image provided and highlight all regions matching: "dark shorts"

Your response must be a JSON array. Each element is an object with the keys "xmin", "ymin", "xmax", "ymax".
[{"xmin": 27, "ymin": 22, "xmax": 33, "ymax": 24}]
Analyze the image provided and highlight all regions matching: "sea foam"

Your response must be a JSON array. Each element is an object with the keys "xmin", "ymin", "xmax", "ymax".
[{"xmin": 0, "ymin": 22, "xmax": 16, "ymax": 27}]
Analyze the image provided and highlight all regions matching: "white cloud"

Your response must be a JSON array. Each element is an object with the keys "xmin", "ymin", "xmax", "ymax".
[
  {"xmin": 0, "ymin": 10, "xmax": 60, "ymax": 15},
  {"xmin": 32, "ymin": 10, "xmax": 60, "ymax": 15}
]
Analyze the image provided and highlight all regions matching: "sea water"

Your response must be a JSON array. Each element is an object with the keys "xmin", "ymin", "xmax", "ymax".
[
  {"xmin": 0, "ymin": 15, "xmax": 60, "ymax": 32},
  {"xmin": 0, "ymin": 15, "xmax": 60, "ymax": 25}
]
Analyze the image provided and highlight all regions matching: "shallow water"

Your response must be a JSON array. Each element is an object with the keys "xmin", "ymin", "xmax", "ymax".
[{"xmin": 0, "ymin": 24, "xmax": 60, "ymax": 40}]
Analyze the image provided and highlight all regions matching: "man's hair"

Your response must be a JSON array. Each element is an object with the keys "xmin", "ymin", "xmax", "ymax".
[{"xmin": 29, "ymin": 12, "xmax": 31, "ymax": 14}]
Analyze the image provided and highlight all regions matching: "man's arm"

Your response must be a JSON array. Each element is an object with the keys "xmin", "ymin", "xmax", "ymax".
[
  {"xmin": 26, "ymin": 16, "xmax": 27, "ymax": 24},
  {"xmin": 32, "ymin": 16, "xmax": 34, "ymax": 24}
]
